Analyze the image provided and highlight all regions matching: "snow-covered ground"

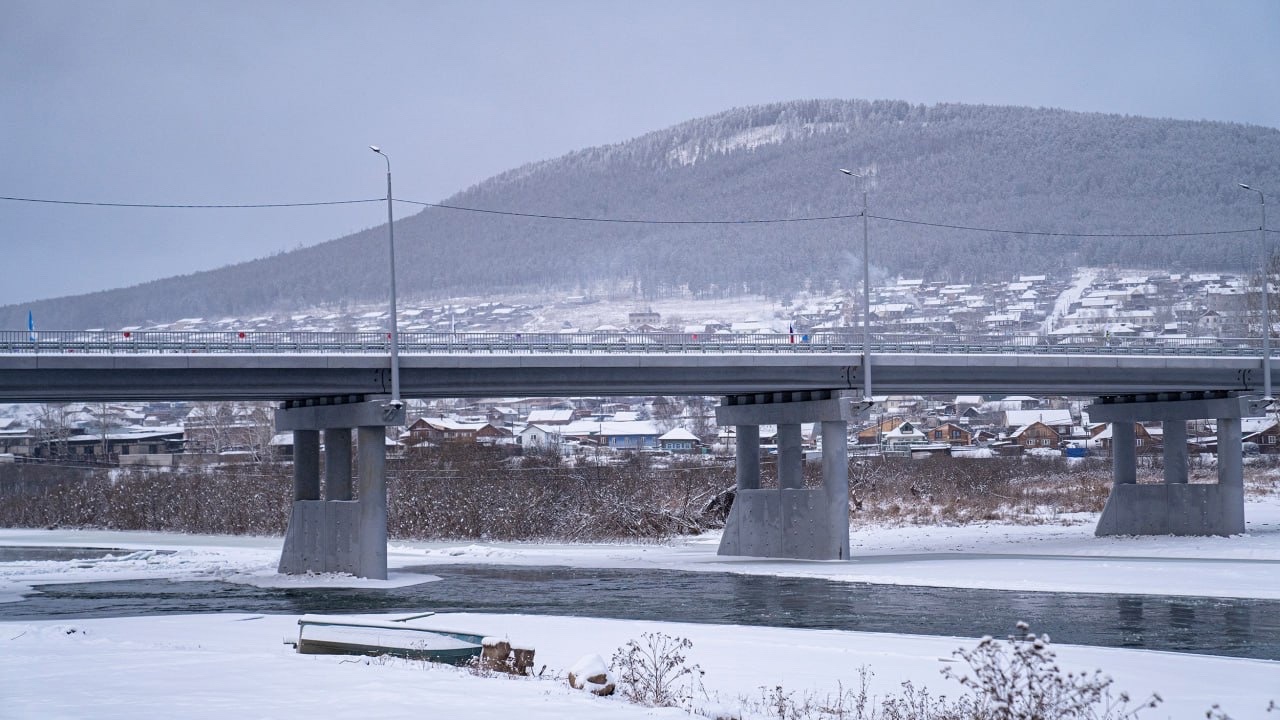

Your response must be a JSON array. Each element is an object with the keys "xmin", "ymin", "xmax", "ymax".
[{"xmin": 3, "ymin": 497, "xmax": 1280, "ymax": 718}]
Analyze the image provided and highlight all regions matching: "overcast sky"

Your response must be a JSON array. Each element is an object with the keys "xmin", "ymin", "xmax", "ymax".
[{"xmin": 2, "ymin": 0, "xmax": 1277, "ymax": 309}]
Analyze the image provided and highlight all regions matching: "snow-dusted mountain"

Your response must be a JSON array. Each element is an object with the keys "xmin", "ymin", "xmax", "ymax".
[{"xmin": 6, "ymin": 99, "xmax": 1278, "ymax": 328}]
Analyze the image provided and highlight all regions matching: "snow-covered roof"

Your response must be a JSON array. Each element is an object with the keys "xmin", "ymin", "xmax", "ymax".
[
  {"xmin": 658, "ymin": 428, "xmax": 700, "ymax": 442},
  {"xmin": 526, "ymin": 408, "xmax": 574, "ymax": 424},
  {"xmin": 559, "ymin": 420, "xmax": 660, "ymax": 437},
  {"xmin": 1005, "ymin": 409, "xmax": 1073, "ymax": 428}
]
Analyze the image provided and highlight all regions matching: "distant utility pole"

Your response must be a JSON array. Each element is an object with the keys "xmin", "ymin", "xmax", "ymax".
[
  {"xmin": 1240, "ymin": 183, "xmax": 1271, "ymax": 402},
  {"xmin": 839, "ymin": 168, "xmax": 873, "ymax": 404},
  {"xmin": 370, "ymin": 146, "xmax": 402, "ymax": 409}
]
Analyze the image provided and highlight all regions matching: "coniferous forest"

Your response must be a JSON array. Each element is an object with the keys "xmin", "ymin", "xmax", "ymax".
[{"xmin": 5, "ymin": 99, "xmax": 1278, "ymax": 328}]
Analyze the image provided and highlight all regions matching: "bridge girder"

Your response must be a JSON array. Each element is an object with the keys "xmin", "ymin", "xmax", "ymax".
[{"xmin": 0, "ymin": 352, "xmax": 1262, "ymax": 403}]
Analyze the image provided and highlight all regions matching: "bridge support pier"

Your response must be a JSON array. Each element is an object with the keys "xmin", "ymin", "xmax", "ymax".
[
  {"xmin": 275, "ymin": 396, "xmax": 404, "ymax": 579},
  {"xmin": 715, "ymin": 391, "xmax": 864, "ymax": 560},
  {"xmin": 1090, "ymin": 393, "xmax": 1265, "ymax": 537}
]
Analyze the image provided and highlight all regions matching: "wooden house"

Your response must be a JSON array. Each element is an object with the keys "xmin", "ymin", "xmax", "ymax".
[
  {"xmin": 928, "ymin": 423, "xmax": 973, "ymax": 446},
  {"xmin": 1088, "ymin": 423, "xmax": 1162, "ymax": 454},
  {"xmin": 1010, "ymin": 421, "xmax": 1060, "ymax": 450},
  {"xmin": 856, "ymin": 417, "xmax": 903, "ymax": 445},
  {"xmin": 1243, "ymin": 420, "xmax": 1280, "ymax": 453},
  {"xmin": 658, "ymin": 428, "xmax": 702, "ymax": 453}
]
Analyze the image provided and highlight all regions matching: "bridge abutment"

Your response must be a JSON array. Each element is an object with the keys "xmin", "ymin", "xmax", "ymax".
[
  {"xmin": 1090, "ymin": 393, "xmax": 1264, "ymax": 537},
  {"xmin": 275, "ymin": 396, "xmax": 404, "ymax": 579},
  {"xmin": 715, "ymin": 391, "xmax": 864, "ymax": 560}
]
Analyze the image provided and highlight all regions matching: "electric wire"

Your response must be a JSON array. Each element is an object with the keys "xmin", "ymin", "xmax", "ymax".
[
  {"xmin": 866, "ymin": 214, "xmax": 1258, "ymax": 238},
  {"xmin": 403, "ymin": 198, "xmax": 1262, "ymax": 238},
  {"xmin": 396, "ymin": 198, "xmax": 862, "ymax": 225},
  {"xmin": 0, "ymin": 192, "xmax": 1269, "ymax": 239},
  {"xmin": 0, "ymin": 195, "xmax": 383, "ymax": 209}
]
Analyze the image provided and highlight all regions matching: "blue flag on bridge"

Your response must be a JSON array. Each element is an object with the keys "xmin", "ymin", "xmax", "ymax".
[{"xmin": 27, "ymin": 310, "xmax": 35, "ymax": 341}]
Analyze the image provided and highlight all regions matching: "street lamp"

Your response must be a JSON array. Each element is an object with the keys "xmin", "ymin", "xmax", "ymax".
[
  {"xmin": 1240, "ymin": 183, "xmax": 1271, "ymax": 403},
  {"xmin": 370, "ymin": 146, "xmax": 401, "ymax": 406},
  {"xmin": 839, "ymin": 168, "xmax": 872, "ymax": 402}
]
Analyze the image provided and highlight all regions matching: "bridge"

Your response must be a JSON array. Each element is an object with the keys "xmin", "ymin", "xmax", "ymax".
[
  {"xmin": 2, "ymin": 330, "xmax": 1272, "ymax": 578},
  {"xmin": 0, "ymin": 330, "xmax": 1267, "ymax": 400}
]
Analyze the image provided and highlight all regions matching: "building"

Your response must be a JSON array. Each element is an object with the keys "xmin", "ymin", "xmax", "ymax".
[
  {"xmin": 658, "ymin": 428, "xmax": 702, "ymax": 453},
  {"xmin": 525, "ymin": 408, "xmax": 575, "ymax": 426},
  {"xmin": 1243, "ymin": 420, "xmax": 1280, "ymax": 453},
  {"xmin": 404, "ymin": 417, "xmax": 507, "ymax": 446},
  {"xmin": 881, "ymin": 421, "xmax": 928, "ymax": 450},
  {"xmin": 928, "ymin": 422, "xmax": 973, "ymax": 446},
  {"xmin": 856, "ymin": 417, "xmax": 903, "ymax": 445},
  {"xmin": 1010, "ymin": 421, "xmax": 1060, "ymax": 450},
  {"xmin": 1003, "ymin": 409, "xmax": 1074, "ymax": 437},
  {"xmin": 559, "ymin": 419, "xmax": 661, "ymax": 450},
  {"xmin": 1088, "ymin": 423, "xmax": 1162, "ymax": 454}
]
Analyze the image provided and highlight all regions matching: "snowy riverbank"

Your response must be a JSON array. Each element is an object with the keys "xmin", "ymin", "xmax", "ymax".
[{"xmin": 2, "ymin": 498, "xmax": 1280, "ymax": 718}]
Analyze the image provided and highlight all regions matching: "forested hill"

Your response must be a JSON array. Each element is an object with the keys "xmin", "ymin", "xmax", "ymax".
[{"xmin": 7, "ymin": 99, "xmax": 1279, "ymax": 328}]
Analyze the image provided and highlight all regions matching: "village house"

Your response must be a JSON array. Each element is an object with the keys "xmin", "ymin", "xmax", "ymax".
[
  {"xmin": 881, "ymin": 421, "xmax": 928, "ymax": 451},
  {"xmin": 403, "ymin": 417, "xmax": 500, "ymax": 446},
  {"xmin": 856, "ymin": 417, "xmax": 904, "ymax": 445},
  {"xmin": 1243, "ymin": 420, "xmax": 1280, "ymax": 453},
  {"xmin": 518, "ymin": 424, "xmax": 561, "ymax": 449},
  {"xmin": 1010, "ymin": 421, "xmax": 1060, "ymax": 450},
  {"xmin": 37, "ymin": 428, "xmax": 185, "ymax": 461},
  {"xmin": 566, "ymin": 420, "xmax": 661, "ymax": 450},
  {"xmin": 1003, "ymin": 409, "xmax": 1074, "ymax": 437},
  {"xmin": 525, "ymin": 408, "xmax": 575, "ymax": 426},
  {"xmin": 1088, "ymin": 423, "xmax": 1163, "ymax": 454},
  {"xmin": 658, "ymin": 428, "xmax": 702, "ymax": 453},
  {"xmin": 928, "ymin": 422, "xmax": 973, "ymax": 446}
]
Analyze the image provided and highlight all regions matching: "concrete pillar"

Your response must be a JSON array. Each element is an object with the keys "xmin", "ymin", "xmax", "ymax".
[
  {"xmin": 292, "ymin": 429, "xmax": 320, "ymax": 501},
  {"xmin": 1217, "ymin": 417, "xmax": 1243, "ymax": 489},
  {"xmin": 735, "ymin": 425, "xmax": 760, "ymax": 491},
  {"xmin": 356, "ymin": 425, "xmax": 388, "ymax": 580},
  {"xmin": 1162, "ymin": 421, "xmax": 1188, "ymax": 484},
  {"xmin": 1216, "ymin": 415, "xmax": 1246, "ymax": 534},
  {"xmin": 777, "ymin": 423, "xmax": 803, "ymax": 489},
  {"xmin": 821, "ymin": 420, "xmax": 851, "ymax": 560},
  {"xmin": 1112, "ymin": 422, "xmax": 1137, "ymax": 486},
  {"xmin": 324, "ymin": 427, "xmax": 353, "ymax": 501}
]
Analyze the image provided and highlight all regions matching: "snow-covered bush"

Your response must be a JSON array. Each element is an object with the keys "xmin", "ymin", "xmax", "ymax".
[
  {"xmin": 610, "ymin": 631, "xmax": 703, "ymax": 707},
  {"xmin": 941, "ymin": 621, "xmax": 1159, "ymax": 720}
]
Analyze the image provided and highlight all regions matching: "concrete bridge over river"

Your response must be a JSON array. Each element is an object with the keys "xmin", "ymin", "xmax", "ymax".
[{"xmin": 1, "ymin": 330, "xmax": 1272, "ymax": 578}]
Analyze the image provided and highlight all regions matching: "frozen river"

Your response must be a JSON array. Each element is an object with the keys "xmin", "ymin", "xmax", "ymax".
[{"xmin": 4, "ymin": 557, "xmax": 1278, "ymax": 661}]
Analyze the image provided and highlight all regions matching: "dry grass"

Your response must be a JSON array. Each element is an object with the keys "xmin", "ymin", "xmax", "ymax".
[
  {"xmin": 3, "ymin": 450, "xmax": 1277, "ymax": 539},
  {"xmin": 850, "ymin": 456, "xmax": 1113, "ymax": 526}
]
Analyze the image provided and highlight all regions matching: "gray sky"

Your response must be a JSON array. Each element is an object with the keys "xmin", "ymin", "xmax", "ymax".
[{"xmin": 2, "ymin": 0, "xmax": 1277, "ymax": 309}]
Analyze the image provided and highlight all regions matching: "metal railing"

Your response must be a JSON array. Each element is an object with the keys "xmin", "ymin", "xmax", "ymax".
[{"xmin": 0, "ymin": 330, "xmax": 1266, "ymax": 357}]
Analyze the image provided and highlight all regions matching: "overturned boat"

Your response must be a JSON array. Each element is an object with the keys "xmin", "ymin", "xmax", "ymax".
[{"xmin": 294, "ymin": 613, "xmax": 485, "ymax": 665}]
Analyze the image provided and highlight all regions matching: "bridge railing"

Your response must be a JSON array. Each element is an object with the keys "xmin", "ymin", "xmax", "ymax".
[{"xmin": 0, "ymin": 330, "xmax": 1265, "ymax": 356}]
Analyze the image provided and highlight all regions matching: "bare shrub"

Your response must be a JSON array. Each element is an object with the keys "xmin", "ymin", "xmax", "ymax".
[
  {"xmin": 610, "ymin": 632, "xmax": 702, "ymax": 708},
  {"xmin": 850, "ymin": 456, "xmax": 1115, "ymax": 526},
  {"xmin": 0, "ymin": 462, "xmax": 292, "ymax": 535},
  {"xmin": 727, "ymin": 625, "xmax": 1163, "ymax": 720},
  {"xmin": 388, "ymin": 445, "xmax": 729, "ymax": 541},
  {"xmin": 941, "ymin": 621, "xmax": 1160, "ymax": 720}
]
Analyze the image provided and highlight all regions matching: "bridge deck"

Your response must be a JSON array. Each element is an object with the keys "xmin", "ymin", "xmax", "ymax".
[{"xmin": 0, "ymin": 347, "xmax": 1266, "ymax": 402}]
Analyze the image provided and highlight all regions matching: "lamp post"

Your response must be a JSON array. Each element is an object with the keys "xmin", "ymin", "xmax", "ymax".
[
  {"xmin": 1240, "ymin": 183, "xmax": 1271, "ymax": 402},
  {"xmin": 370, "ymin": 146, "xmax": 401, "ymax": 406},
  {"xmin": 839, "ymin": 169, "xmax": 872, "ymax": 402}
]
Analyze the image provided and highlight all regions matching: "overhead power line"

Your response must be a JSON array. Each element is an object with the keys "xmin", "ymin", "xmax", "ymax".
[
  {"xmin": 865, "ymin": 214, "xmax": 1259, "ymax": 239},
  {"xmin": 395, "ymin": 198, "xmax": 861, "ymax": 225},
  {"xmin": 0, "ymin": 192, "xmax": 1269, "ymax": 238},
  {"xmin": 407, "ymin": 198, "xmax": 1261, "ymax": 239},
  {"xmin": 0, "ymin": 195, "xmax": 382, "ymax": 209}
]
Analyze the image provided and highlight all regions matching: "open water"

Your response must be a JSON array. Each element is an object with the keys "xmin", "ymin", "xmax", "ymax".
[{"xmin": 2, "ymin": 551, "xmax": 1278, "ymax": 661}]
